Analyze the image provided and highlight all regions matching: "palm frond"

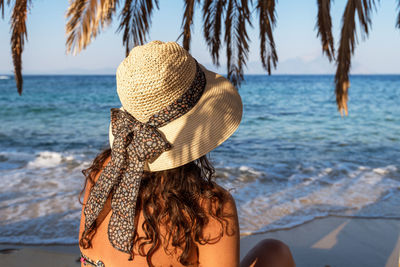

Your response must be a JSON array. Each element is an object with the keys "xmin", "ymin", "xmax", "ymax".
[
  {"xmin": 117, "ymin": 0, "xmax": 159, "ymax": 57},
  {"xmin": 335, "ymin": 0, "xmax": 376, "ymax": 116},
  {"xmin": 316, "ymin": 0, "xmax": 335, "ymax": 61},
  {"xmin": 224, "ymin": 0, "xmax": 252, "ymax": 85},
  {"xmin": 181, "ymin": 0, "xmax": 199, "ymax": 51},
  {"xmin": 1, "ymin": 0, "xmax": 5, "ymax": 19},
  {"xmin": 203, "ymin": 0, "xmax": 226, "ymax": 66},
  {"xmin": 224, "ymin": 0, "xmax": 233, "ymax": 75},
  {"xmin": 396, "ymin": 0, "xmax": 400, "ymax": 28},
  {"xmin": 11, "ymin": 0, "xmax": 30, "ymax": 95},
  {"xmin": 118, "ymin": 0, "xmax": 132, "ymax": 56},
  {"xmin": 66, "ymin": 0, "xmax": 119, "ymax": 55},
  {"xmin": 256, "ymin": 0, "xmax": 277, "ymax": 74}
]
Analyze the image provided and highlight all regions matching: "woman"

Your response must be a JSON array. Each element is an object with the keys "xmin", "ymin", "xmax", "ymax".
[{"xmin": 79, "ymin": 41, "xmax": 295, "ymax": 267}]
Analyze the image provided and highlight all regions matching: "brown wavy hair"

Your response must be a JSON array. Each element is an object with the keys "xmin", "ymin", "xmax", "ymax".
[{"xmin": 79, "ymin": 148, "xmax": 235, "ymax": 266}]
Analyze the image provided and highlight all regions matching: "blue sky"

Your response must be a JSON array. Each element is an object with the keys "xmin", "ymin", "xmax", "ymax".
[{"xmin": 0, "ymin": 0, "xmax": 399, "ymax": 74}]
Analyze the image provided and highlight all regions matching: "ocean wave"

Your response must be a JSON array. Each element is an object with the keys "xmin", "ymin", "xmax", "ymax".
[
  {"xmin": 1, "ymin": 154, "xmax": 399, "ymax": 244},
  {"xmin": 217, "ymin": 163, "xmax": 400, "ymax": 235},
  {"xmin": 27, "ymin": 151, "xmax": 64, "ymax": 168}
]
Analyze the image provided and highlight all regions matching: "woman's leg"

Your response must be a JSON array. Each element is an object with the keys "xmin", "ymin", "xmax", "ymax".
[{"xmin": 240, "ymin": 239, "xmax": 295, "ymax": 267}]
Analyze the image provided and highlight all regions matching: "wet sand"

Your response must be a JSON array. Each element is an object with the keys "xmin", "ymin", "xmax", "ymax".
[{"xmin": 1, "ymin": 216, "xmax": 399, "ymax": 267}]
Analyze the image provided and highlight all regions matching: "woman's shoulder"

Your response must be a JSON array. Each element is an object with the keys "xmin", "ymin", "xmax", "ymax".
[
  {"xmin": 209, "ymin": 182, "xmax": 237, "ymax": 214},
  {"xmin": 196, "ymin": 182, "xmax": 240, "ymax": 267},
  {"xmin": 198, "ymin": 182, "xmax": 239, "ymax": 235}
]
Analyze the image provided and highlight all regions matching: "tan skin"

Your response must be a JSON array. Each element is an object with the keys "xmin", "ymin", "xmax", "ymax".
[{"xmin": 79, "ymin": 156, "xmax": 295, "ymax": 267}]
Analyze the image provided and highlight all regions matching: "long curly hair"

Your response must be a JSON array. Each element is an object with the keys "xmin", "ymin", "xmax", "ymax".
[{"xmin": 79, "ymin": 148, "xmax": 235, "ymax": 266}]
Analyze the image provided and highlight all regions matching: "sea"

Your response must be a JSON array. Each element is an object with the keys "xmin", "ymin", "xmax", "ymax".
[{"xmin": 1, "ymin": 74, "xmax": 399, "ymax": 244}]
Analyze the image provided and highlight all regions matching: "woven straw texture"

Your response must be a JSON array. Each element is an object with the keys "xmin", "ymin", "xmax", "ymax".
[
  {"xmin": 116, "ymin": 41, "xmax": 197, "ymax": 122},
  {"xmin": 111, "ymin": 41, "xmax": 242, "ymax": 171}
]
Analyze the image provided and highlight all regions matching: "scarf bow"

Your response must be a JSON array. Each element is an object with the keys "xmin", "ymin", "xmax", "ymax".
[{"xmin": 83, "ymin": 108, "xmax": 171, "ymax": 254}]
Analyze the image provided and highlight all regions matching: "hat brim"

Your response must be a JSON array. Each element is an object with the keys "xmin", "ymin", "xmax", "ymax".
[{"xmin": 109, "ymin": 65, "xmax": 243, "ymax": 172}]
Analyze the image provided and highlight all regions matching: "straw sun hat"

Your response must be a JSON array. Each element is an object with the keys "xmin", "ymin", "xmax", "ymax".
[
  {"xmin": 109, "ymin": 40, "xmax": 242, "ymax": 172},
  {"xmin": 83, "ymin": 40, "xmax": 242, "ymax": 255}
]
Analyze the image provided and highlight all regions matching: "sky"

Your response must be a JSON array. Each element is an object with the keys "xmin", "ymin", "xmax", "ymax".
[{"xmin": 0, "ymin": 0, "xmax": 399, "ymax": 75}]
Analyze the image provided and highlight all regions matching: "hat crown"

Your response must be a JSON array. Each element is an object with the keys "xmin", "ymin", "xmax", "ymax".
[{"xmin": 116, "ymin": 41, "xmax": 197, "ymax": 122}]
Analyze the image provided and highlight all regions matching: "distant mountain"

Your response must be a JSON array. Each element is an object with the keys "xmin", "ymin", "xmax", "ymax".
[
  {"xmin": 1, "ymin": 57, "xmax": 398, "ymax": 75},
  {"xmin": 201, "ymin": 55, "xmax": 399, "ymax": 75}
]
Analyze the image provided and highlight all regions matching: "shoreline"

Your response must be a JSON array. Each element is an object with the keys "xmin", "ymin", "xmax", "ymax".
[
  {"xmin": 239, "ymin": 214, "xmax": 400, "ymax": 237},
  {"xmin": 1, "ymin": 216, "xmax": 399, "ymax": 267}
]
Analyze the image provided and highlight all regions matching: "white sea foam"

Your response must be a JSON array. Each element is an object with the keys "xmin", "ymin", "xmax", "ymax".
[
  {"xmin": 1, "ymin": 152, "xmax": 399, "ymax": 243},
  {"xmin": 0, "ymin": 150, "xmax": 90, "ymax": 244},
  {"xmin": 218, "ymin": 163, "xmax": 400, "ymax": 235},
  {"xmin": 27, "ymin": 151, "xmax": 63, "ymax": 168}
]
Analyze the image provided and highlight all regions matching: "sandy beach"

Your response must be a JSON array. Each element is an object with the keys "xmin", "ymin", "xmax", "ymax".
[
  {"xmin": 241, "ymin": 216, "xmax": 400, "ymax": 267},
  {"xmin": 1, "ymin": 216, "xmax": 399, "ymax": 267}
]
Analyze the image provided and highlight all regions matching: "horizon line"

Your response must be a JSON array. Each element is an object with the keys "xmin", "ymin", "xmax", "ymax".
[{"xmin": 1, "ymin": 73, "xmax": 400, "ymax": 76}]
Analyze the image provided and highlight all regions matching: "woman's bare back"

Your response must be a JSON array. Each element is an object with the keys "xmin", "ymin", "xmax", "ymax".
[{"xmin": 79, "ymin": 156, "xmax": 240, "ymax": 267}]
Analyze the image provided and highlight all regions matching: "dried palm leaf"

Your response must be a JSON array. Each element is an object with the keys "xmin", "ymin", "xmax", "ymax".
[
  {"xmin": 203, "ymin": 0, "xmax": 226, "ymax": 66},
  {"xmin": 316, "ymin": 0, "xmax": 335, "ymax": 61},
  {"xmin": 118, "ymin": 0, "xmax": 133, "ymax": 55},
  {"xmin": 11, "ymin": 0, "xmax": 30, "ymax": 95},
  {"xmin": 117, "ymin": 0, "xmax": 158, "ymax": 56},
  {"xmin": 66, "ymin": 0, "xmax": 119, "ymax": 55},
  {"xmin": 224, "ymin": 0, "xmax": 233, "ymax": 75},
  {"xmin": 1, "ymin": 0, "xmax": 6, "ymax": 18},
  {"xmin": 396, "ymin": 0, "xmax": 400, "ymax": 28},
  {"xmin": 256, "ymin": 0, "xmax": 278, "ymax": 74},
  {"xmin": 224, "ymin": 0, "xmax": 251, "ymax": 85},
  {"xmin": 335, "ymin": 0, "xmax": 376, "ymax": 116},
  {"xmin": 181, "ymin": 0, "xmax": 199, "ymax": 51}
]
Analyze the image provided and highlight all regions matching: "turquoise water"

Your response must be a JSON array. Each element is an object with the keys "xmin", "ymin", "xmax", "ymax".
[{"xmin": 0, "ymin": 74, "xmax": 399, "ymax": 243}]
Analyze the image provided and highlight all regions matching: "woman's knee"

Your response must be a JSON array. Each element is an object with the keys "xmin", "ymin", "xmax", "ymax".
[
  {"xmin": 256, "ymin": 239, "xmax": 292, "ymax": 256},
  {"xmin": 241, "ymin": 238, "xmax": 295, "ymax": 267}
]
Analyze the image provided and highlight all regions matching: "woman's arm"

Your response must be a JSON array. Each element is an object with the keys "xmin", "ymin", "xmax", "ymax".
[{"xmin": 197, "ymin": 189, "xmax": 240, "ymax": 267}]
